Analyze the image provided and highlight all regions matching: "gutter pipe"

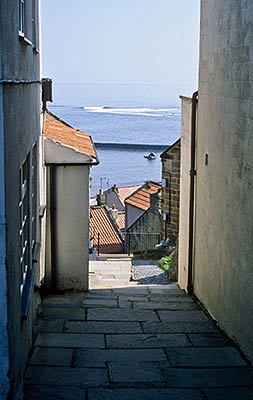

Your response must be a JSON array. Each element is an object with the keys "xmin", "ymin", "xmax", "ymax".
[{"xmin": 187, "ymin": 91, "xmax": 198, "ymax": 294}]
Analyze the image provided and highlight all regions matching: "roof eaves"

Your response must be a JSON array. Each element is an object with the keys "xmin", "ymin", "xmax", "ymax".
[{"xmin": 160, "ymin": 138, "xmax": 181, "ymax": 159}]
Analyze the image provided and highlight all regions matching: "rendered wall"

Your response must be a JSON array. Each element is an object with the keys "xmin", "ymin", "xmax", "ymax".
[
  {"xmin": 194, "ymin": 0, "xmax": 253, "ymax": 362},
  {"xmin": 178, "ymin": 97, "xmax": 192, "ymax": 290},
  {"xmin": 0, "ymin": 0, "xmax": 41, "ymax": 396},
  {"xmin": 55, "ymin": 165, "xmax": 90, "ymax": 291}
]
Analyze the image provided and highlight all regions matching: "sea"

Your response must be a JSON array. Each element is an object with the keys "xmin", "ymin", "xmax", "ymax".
[{"xmin": 48, "ymin": 102, "xmax": 181, "ymax": 196}]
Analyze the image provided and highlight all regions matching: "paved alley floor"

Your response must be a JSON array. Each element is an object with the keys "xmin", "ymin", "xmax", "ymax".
[{"xmin": 24, "ymin": 261, "xmax": 253, "ymax": 399}]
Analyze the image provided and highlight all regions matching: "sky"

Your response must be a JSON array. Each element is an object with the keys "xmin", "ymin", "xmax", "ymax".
[{"xmin": 41, "ymin": 0, "xmax": 200, "ymax": 106}]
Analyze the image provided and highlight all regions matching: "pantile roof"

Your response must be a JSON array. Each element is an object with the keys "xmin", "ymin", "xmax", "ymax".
[
  {"xmin": 118, "ymin": 212, "xmax": 125, "ymax": 230},
  {"xmin": 125, "ymin": 181, "xmax": 161, "ymax": 211},
  {"xmin": 117, "ymin": 185, "xmax": 142, "ymax": 205},
  {"xmin": 44, "ymin": 111, "xmax": 97, "ymax": 160},
  {"xmin": 90, "ymin": 206, "xmax": 123, "ymax": 254}
]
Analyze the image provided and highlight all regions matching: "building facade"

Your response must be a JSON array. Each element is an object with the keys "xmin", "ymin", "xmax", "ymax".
[
  {"xmin": 0, "ymin": 0, "xmax": 42, "ymax": 397},
  {"xmin": 179, "ymin": 0, "xmax": 253, "ymax": 363},
  {"xmin": 160, "ymin": 139, "xmax": 180, "ymax": 243}
]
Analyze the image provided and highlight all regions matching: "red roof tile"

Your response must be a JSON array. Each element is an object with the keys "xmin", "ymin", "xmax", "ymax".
[
  {"xmin": 118, "ymin": 212, "xmax": 125, "ymax": 230},
  {"xmin": 90, "ymin": 207, "xmax": 123, "ymax": 254},
  {"xmin": 125, "ymin": 182, "xmax": 161, "ymax": 211},
  {"xmin": 44, "ymin": 111, "xmax": 97, "ymax": 160},
  {"xmin": 117, "ymin": 185, "xmax": 142, "ymax": 204}
]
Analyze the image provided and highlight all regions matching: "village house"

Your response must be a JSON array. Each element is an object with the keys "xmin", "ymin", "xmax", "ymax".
[
  {"xmin": 104, "ymin": 184, "xmax": 141, "ymax": 212},
  {"xmin": 178, "ymin": 0, "xmax": 253, "ymax": 363},
  {"xmin": 0, "ymin": 0, "xmax": 42, "ymax": 397},
  {"xmin": 43, "ymin": 110, "xmax": 99, "ymax": 291},
  {"xmin": 160, "ymin": 139, "xmax": 180, "ymax": 243},
  {"xmin": 124, "ymin": 181, "xmax": 162, "ymax": 253}
]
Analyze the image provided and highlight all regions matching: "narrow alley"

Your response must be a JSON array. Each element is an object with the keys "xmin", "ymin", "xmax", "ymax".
[{"xmin": 23, "ymin": 259, "xmax": 253, "ymax": 399}]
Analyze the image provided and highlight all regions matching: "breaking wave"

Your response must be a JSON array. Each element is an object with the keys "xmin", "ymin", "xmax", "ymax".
[{"xmin": 83, "ymin": 106, "xmax": 180, "ymax": 117}]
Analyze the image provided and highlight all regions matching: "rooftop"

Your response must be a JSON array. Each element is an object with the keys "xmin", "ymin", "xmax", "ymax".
[
  {"xmin": 125, "ymin": 181, "xmax": 161, "ymax": 211},
  {"xmin": 90, "ymin": 206, "xmax": 123, "ymax": 254},
  {"xmin": 44, "ymin": 111, "xmax": 98, "ymax": 161}
]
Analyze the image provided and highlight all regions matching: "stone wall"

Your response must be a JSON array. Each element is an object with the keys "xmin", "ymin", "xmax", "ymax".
[{"xmin": 161, "ymin": 140, "xmax": 180, "ymax": 243}]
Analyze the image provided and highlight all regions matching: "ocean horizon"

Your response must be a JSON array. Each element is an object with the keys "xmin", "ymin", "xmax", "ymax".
[{"xmin": 48, "ymin": 101, "xmax": 181, "ymax": 196}]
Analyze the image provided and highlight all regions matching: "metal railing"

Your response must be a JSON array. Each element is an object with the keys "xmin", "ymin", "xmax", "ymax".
[{"xmin": 91, "ymin": 231, "xmax": 161, "ymax": 255}]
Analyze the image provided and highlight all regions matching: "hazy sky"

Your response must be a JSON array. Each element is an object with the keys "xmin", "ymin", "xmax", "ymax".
[{"xmin": 41, "ymin": 1, "xmax": 200, "ymax": 105}]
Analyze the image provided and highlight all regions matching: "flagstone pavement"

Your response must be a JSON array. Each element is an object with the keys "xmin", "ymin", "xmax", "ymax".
[{"xmin": 24, "ymin": 259, "xmax": 253, "ymax": 399}]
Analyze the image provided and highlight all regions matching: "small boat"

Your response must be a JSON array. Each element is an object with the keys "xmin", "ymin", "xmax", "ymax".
[{"xmin": 144, "ymin": 152, "xmax": 156, "ymax": 160}]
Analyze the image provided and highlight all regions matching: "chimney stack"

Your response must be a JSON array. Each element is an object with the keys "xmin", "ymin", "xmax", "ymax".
[{"xmin": 96, "ymin": 188, "xmax": 105, "ymax": 206}]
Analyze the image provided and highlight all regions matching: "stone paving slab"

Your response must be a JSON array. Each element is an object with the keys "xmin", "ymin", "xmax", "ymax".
[
  {"xmin": 87, "ymin": 388, "xmax": 203, "ymax": 400},
  {"xmin": 24, "ymin": 385, "xmax": 86, "ymax": 400},
  {"xmin": 204, "ymin": 387, "xmax": 253, "ymax": 400},
  {"xmin": 42, "ymin": 307, "xmax": 86, "ymax": 320},
  {"xmin": 42, "ymin": 296, "xmax": 83, "ymax": 307},
  {"xmin": 158, "ymin": 310, "xmax": 209, "ymax": 322},
  {"xmin": 29, "ymin": 347, "xmax": 73, "ymax": 366},
  {"xmin": 133, "ymin": 301, "xmax": 198, "ymax": 310},
  {"xmin": 112, "ymin": 287, "xmax": 150, "ymax": 295},
  {"xmin": 35, "ymin": 333, "xmax": 105, "ymax": 348},
  {"xmin": 82, "ymin": 298, "xmax": 118, "ymax": 307},
  {"xmin": 73, "ymin": 348, "xmax": 167, "ymax": 367},
  {"xmin": 161, "ymin": 367, "xmax": 253, "ymax": 387},
  {"xmin": 87, "ymin": 308, "xmax": 159, "ymax": 322},
  {"xmin": 188, "ymin": 333, "xmax": 233, "ymax": 347},
  {"xmin": 37, "ymin": 319, "xmax": 64, "ymax": 333},
  {"xmin": 106, "ymin": 333, "xmax": 191, "ymax": 349},
  {"xmin": 148, "ymin": 295, "xmax": 194, "ymax": 303},
  {"xmin": 109, "ymin": 361, "xmax": 164, "ymax": 383},
  {"xmin": 142, "ymin": 321, "xmax": 219, "ymax": 334},
  {"xmin": 165, "ymin": 347, "xmax": 248, "ymax": 367},
  {"xmin": 64, "ymin": 321, "xmax": 142, "ymax": 334},
  {"xmin": 25, "ymin": 366, "xmax": 108, "ymax": 388}
]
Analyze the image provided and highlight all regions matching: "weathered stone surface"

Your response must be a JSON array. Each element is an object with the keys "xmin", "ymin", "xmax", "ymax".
[
  {"xmin": 109, "ymin": 362, "xmax": 164, "ymax": 383},
  {"xmin": 42, "ymin": 307, "xmax": 86, "ymax": 320},
  {"xmin": 73, "ymin": 348, "xmax": 167, "ymax": 367},
  {"xmin": 188, "ymin": 333, "xmax": 232, "ymax": 347},
  {"xmin": 82, "ymin": 298, "xmax": 117, "ymax": 308},
  {"xmin": 29, "ymin": 347, "xmax": 73, "ymax": 366},
  {"xmin": 42, "ymin": 296, "xmax": 83, "ymax": 308},
  {"xmin": 88, "ymin": 388, "xmax": 203, "ymax": 400},
  {"xmin": 64, "ymin": 321, "xmax": 142, "ymax": 334},
  {"xmin": 87, "ymin": 308, "xmax": 159, "ymax": 322},
  {"xmin": 37, "ymin": 319, "xmax": 64, "ymax": 333},
  {"xmin": 142, "ymin": 321, "xmax": 219, "ymax": 334},
  {"xmin": 158, "ymin": 310, "xmax": 209, "ymax": 322},
  {"xmin": 24, "ymin": 385, "xmax": 86, "ymax": 400},
  {"xmin": 204, "ymin": 387, "xmax": 253, "ymax": 400},
  {"xmin": 106, "ymin": 333, "xmax": 190, "ymax": 349},
  {"xmin": 165, "ymin": 347, "xmax": 247, "ymax": 367},
  {"xmin": 148, "ymin": 287, "xmax": 183, "ymax": 295},
  {"xmin": 148, "ymin": 295, "xmax": 194, "ymax": 303},
  {"xmin": 35, "ymin": 333, "xmax": 105, "ymax": 348},
  {"xmin": 162, "ymin": 367, "xmax": 253, "ymax": 387},
  {"xmin": 112, "ymin": 287, "xmax": 150, "ymax": 295},
  {"xmin": 133, "ymin": 302, "xmax": 198, "ymax": 310},
  {"xmin": 25, "ymin": 366, "xmax": 108, "ymax": 388}
]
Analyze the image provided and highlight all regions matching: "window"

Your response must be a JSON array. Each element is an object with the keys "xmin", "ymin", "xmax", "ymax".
[
  {"xmin": 19, "ymin": 0, "xmax": 39, "ymax": 49},
  {"xmin": 19, "ymin": 145, "xmax": 38, "ymax": 318}
]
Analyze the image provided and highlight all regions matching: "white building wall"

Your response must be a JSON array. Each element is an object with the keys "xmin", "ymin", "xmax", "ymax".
[
  {"xmin": 178, "ymin": 96, "xmax": 193, "ymax": 290},
  {"xmin": 55, "ymin": 165, "xmax": 90, "ymax": 291},
  {"xmin": 193, "ymin": 0, "xmax": 253, "ymax": 362}
]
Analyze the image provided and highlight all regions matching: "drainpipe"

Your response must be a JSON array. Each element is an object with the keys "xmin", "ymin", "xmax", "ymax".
[
  {"xmin": 187, "ymin": 91, "xmax": 198, "ymax": 294},
  {"xmin": 0, "ymin": 42, "xmax": 10, "ymax": 398}
]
